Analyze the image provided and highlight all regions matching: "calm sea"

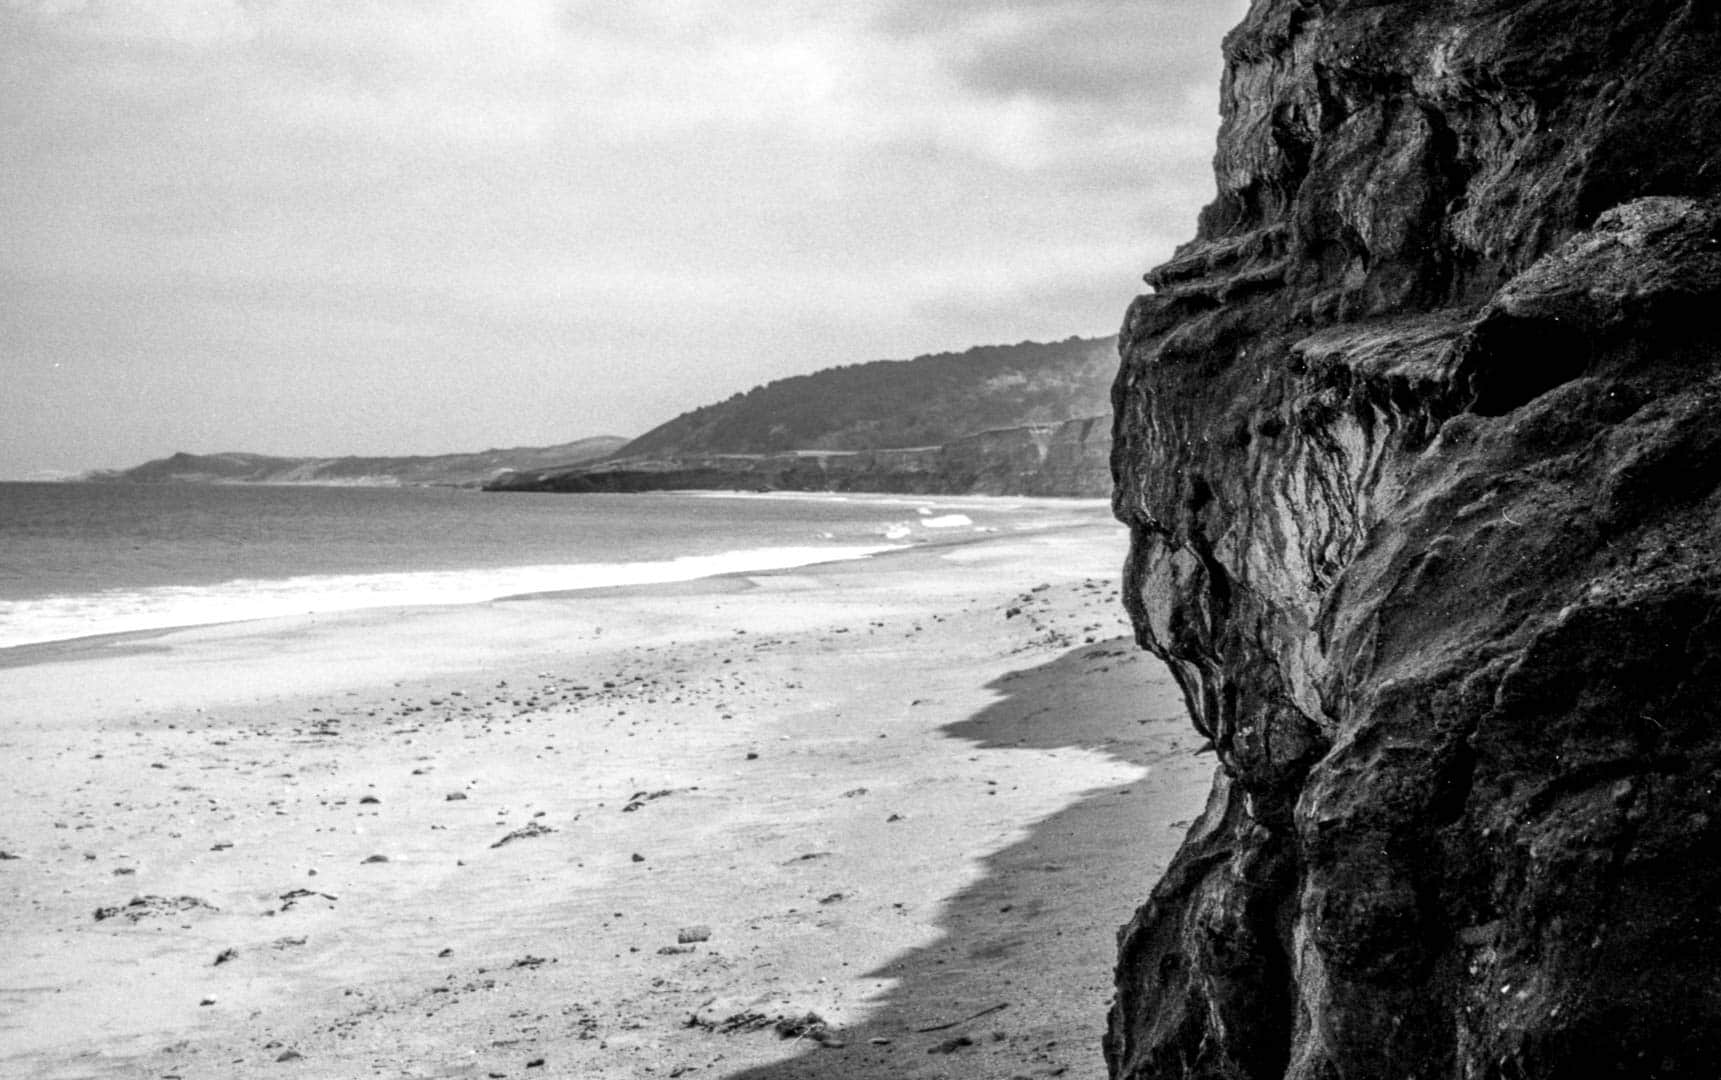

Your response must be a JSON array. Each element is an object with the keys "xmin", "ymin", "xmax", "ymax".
[{"xmin": 0, "ymin": 483, "xmax": 1092, "ymax": 650}]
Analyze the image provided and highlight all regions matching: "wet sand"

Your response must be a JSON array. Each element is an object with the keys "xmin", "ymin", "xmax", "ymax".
[{"xmin": 0, "ymin": 518, "xmax": 1210, "ymax": 1080}]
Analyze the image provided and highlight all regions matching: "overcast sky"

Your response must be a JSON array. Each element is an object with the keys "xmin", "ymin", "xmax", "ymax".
[{"xmin": 1, "ymin": 0, "xmax": 1247, "ymax": 479}]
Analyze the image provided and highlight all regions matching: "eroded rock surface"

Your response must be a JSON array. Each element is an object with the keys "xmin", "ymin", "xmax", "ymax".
[{"xmin": 1107, "ymin": 3, "xmax": 1721, "ymax": 1078}]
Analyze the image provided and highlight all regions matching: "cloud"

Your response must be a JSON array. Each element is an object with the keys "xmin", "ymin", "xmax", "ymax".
[
  {"xmin": 951, "ymin": 16, "xmax": 1219, "ymax": 107},
  {"xmin": 874, "ymin": 0, "xmax": 1239, "ymax": 107},
  {"xmin": 5, "ymin": 0, "xmax": 255, "ymax": 45},
  {"xmin": 849, "ymin": 0, "xmax": 1244, "ymax": 190},
  {"xmin": 0, "ymin": 0, "xmax": 1251, "ymax": 475}
]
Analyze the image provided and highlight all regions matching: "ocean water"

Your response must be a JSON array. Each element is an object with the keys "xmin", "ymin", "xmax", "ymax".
[{"xmin": 0, "ymin": 483, "xmax": 1097, "ymax": 650}]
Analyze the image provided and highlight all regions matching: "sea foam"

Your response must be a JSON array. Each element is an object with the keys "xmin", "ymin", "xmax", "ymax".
[{"xmin": 0, "ymin": 544, "xmax": 900, "ymax": 651}]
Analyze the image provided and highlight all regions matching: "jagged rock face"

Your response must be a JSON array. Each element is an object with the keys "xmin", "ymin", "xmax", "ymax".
[{"xmin": 1108, "ymin": 3, "xmax": 1721, "ymax": 1078}]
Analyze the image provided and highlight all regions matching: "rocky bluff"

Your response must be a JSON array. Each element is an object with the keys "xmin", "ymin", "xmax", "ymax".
[
  {"xmin": 1107, "ymin": 3, "xmax": 1721, "ymax": 1078},
  {"xmin": 484, "ymin": 417, "xmax": 1110, "ymax": 497}
]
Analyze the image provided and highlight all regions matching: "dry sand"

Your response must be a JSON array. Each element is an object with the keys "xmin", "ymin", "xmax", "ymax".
[{"xmin": 0, "ymin": 516, "xmax": 1211, "ymax": 1080}]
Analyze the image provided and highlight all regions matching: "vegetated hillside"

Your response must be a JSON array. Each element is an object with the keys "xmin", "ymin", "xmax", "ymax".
[
  {"xmin": 485, "ymin": 416, "xmax": 1113, "ymax": 497},
  {"xmin": 617, "ymin": 336, "xmax": 1115, "ymax": 457},
  {"xmin": 86, "ymin": 436, "xmax": 628, "ymax": 488}
]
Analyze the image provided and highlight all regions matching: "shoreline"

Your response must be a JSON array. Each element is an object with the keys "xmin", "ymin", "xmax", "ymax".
[
  {"xmin": 0, "ymin": 521, "xmax": 1208, "ymax": 1080},
  {"xmin": 0, "ymin": 491, "xmax": 1112, "ymax": 656}
]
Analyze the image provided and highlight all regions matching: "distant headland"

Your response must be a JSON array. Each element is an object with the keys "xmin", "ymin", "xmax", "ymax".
[{"xmin": 87, "ymin": 336, "xmax": 1118, "ymax": 497}]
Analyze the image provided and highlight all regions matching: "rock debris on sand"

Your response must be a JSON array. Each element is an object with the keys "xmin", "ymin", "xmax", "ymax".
[
  {"xmin": 489, "ymin": 821, "xmax": 557, "ymax": 848},
  {"xmin": 92, "ymin": 895, "xmax": 216, "ymax": 922},
  {"xmin": 2, "ymin": 516, "xmax": 1206, "ymax": 1080}
]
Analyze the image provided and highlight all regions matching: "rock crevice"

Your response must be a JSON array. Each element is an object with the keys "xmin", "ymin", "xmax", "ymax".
[{"xmin": 1108, "ymin": 3, "xmax": 1721, "ymax": 1077}]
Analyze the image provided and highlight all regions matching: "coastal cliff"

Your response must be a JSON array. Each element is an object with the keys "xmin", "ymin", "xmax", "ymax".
[
  {"xmin": 1107, "ymin": 3, "xmax": 1721, "ymax": 1078},
  {"xmin": 486, "ymin": 336, "xmax": 1117, "ymax": 497},
  {"xmin": 100, "ymin": 336, "xmax": 1116, "ymax": 497},
  {"xmin": 484, "ymin": 416, "xmax": 1111, "ymax": 497}
]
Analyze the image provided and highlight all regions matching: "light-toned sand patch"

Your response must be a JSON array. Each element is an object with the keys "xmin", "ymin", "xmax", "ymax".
[{"xmin": 0, "ymin": 521, "xmax": 1209, "ymax": 1080}]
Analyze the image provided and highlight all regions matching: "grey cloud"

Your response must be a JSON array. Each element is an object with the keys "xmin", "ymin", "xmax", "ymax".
[
  {"xmin": 876, "ymin": 0, "xmax": 1245, "ymax": 107},
  {"xmin": 0, "ymin": 0, "xmax": 1247, "ymax": 477},
  {"xmin": 953, "ymin": 21, "xmax": 1216, "ymax": 106},
  {"xmin": 872, "ymin": 0, "xmax": 1117, "ymax": 38},
  {"xmin": 907, "ymin": 260, "xmax": 1150, "ymax": 345}
]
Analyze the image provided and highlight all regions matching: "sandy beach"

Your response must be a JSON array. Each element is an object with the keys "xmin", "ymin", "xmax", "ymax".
[{"xmin": 0, "ymin": 516, "xmax": 1210, "ymax": 1080}]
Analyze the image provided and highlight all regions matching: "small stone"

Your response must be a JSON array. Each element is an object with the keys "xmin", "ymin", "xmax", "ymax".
[
  {"xmin": 276, "ymin": 1050, "xmax": 302, "ymax": 1062},
  {"xmin": 631, "ymin": 853, "xmax": 645, "ymax": 863},
  {"xmin": 358, "ymin": 795, "xmax": 380, "ymax": 805},
  {"xmin": 491, "ymin": 822, "xmax": 556, "ymax": 849},
  {"xmin": 677, "ymin": 925, "xmax": 712, "ymax": 944},
  {"xmin": 361, "ymin": 854, "xmax": 389, "ymax": 864},
  {"xmin": 446, "ymin": 792, "xmax": 468, "ymax": 801},
  {"xmin": 213, "ymin": 947, "xmax": 238, "ymax": 966}
]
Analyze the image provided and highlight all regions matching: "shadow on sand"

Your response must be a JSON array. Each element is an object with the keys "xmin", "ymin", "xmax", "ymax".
[{"xmin": 715, "ymin": 637, "xmax": 1209, "ymax": 1080}]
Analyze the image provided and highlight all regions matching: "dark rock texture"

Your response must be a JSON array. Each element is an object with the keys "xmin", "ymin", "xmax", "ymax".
[
  {"xmin": 485, "ymin": 416, "xmax": 1111, "ymax": 497},
  {"xmin": 1107, "ymin": 3, "xmax": 1721, "ymax": 1078}
]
